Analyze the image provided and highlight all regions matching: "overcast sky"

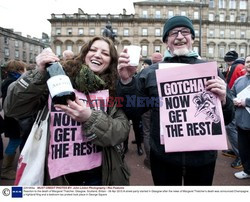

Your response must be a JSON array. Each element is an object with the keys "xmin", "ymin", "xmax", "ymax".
[{"xmin": 0, "ymin": 0, "xmax": 143, "ymax": 38}]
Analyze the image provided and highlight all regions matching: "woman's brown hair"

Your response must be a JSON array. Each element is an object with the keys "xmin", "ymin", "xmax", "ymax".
[{"xmin": 5, "ymin": 60, "xmax": 27, "ymax": 73}]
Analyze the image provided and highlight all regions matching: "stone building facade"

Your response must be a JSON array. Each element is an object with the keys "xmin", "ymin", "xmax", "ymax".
[
  {"xmin": 0, "ymin": 27, "xmax": 49, "ymax": 66},
  {"xmin": 48, "ymin": 0, "xmax": 250, "ymax": 69}
]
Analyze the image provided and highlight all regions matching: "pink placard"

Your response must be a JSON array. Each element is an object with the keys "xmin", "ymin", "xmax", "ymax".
[
  {"xmin": 48, "ymin": 90, "xmax": 109, "ymax": 179},
  {"xmin": 156, "ymin": 62, "xmax": 228, "ymax": 153}
]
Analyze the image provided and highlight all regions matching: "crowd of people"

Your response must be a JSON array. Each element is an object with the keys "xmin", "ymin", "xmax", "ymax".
[{"xmin": 0, "ymin": 15, "xmax": 249, "ymax": 186}]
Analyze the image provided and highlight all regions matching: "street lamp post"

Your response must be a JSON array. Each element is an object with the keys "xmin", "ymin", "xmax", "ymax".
[{"xmin": 199, "ymin": 1, "xmax": 202, "ymax": 57}]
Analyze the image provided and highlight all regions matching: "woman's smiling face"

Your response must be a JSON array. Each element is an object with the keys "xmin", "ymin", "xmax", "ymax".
[{"xmin": 85, "ymin": 40, "xmax": 111, "ymax": 74}]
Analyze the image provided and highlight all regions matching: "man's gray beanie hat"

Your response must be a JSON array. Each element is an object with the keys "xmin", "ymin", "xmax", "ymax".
[{"xmin": 162, "ymin": 16, "xmax": 195, "ymax": 42}]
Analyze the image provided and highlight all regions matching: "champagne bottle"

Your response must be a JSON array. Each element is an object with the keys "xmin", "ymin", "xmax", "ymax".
[{"xmin": 46, "ymin": 62, "xmax": 76, "ymax": 105}]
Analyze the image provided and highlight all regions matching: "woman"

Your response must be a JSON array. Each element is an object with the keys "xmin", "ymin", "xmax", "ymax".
[
  {"xmin": 4, "ymin": 36, "xmax": 130, "ymax": 185},
  {"xmin": 1, "ymin": 60, "xmax": 27, "ymax": 180}
]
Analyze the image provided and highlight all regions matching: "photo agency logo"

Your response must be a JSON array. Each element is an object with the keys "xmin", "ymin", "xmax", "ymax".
[
  {"xmin": 12, "ymin": 187, "xmax": 23, "ymax": 198},
  {"xmin": 2, "ymin": 188, "xmax": 10, "ymax": 196}
]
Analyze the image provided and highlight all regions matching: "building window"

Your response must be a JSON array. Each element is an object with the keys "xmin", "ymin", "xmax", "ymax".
[
  {"xmin": 56, "ymin": 28, "xmax": 61, "ymax": 35},
  {"xmin": 240, "ymin": 47, "xmax": 246, "ymax": 57},
  {"xmin": 142, "ymin": 10, "xmax": 148, "ymax": 18},
  {"xmin": 15, "ymin": 50, "xmax": 19, "ymax": 58},
  {"xmin": 142, "ymin": 45, "xmax": 148, "ymax": 57},
  {"xmin": 230, "ymin": 14, "xmax": 235, "ymax": 22},
  {"xmin": 23, "ymin": 51, "xmax": 26, "ymax": 60},
  {"xmin": 240, "ymin": 31, "xmax": 245, "ymax": 38},
  {"xmin": 67, "ymin": 28, "xmax": 72, "ymax": 35},
  {"xmin": 100, "ymin": 28, "xmax": 104, "ymax": 35},
  {"xmin": 78, "ymin": 28, "xmax": 84, "ymax": 35},
  {"xmin": 89, "ymin": 28, "xmax": 95, "ymax": 36},
  {"xmin": 168, "ymin": 11, "xmax": 174, "ymax": 18},
  {"xmin": 4, "ymin": 37, "xmax": 9, "ymax": 44},
  {"xmin": 208, "ymin": 47, "xmax": 214, "ymax": 57},
  {"xmin": 220, "ymin": 30, "xmax": 225, "ymax": 38},
  {"xmin": 29, "ymin": 53, "xmax": 33, "ymax": 62},
  {"xmin": 4, "ymin": 48, "xmax": 9, "ymax": 56},
  {"xmin": 240, "ymin": 0, "xmax": 247, "ymax": 9},
  {"xmin": 142, "ymin": 28, "xmax": 148, "ymax": 36},
  {"xmin": 219, "ymin": 0, "xmax": 225, "ymax": 9},
  {"xmin": 66, "ymin": 45, "xmax": 73, "ymax": 51},
  {"xmin": 208, "ymin": 30, "xmax": 214, "ymax": 37},
  {"xmin": 78, "ymin": 45, "xmax": 82, "ymax": 53},
  {"xmin": 208, "ymin": 13, "xmax": 214, "ymax": 21},
  {"xmin": 194, "ymin": 11, "xmax": 199, "ymax": 19},
  {"xmin": 193, "ymin": 47, "xmax": 199, "ymax": 55},
  {"xmin": 180, "ymin": 11, "xmax": 186, "ymax": 16},
  {"xmin": 56, "ymin": 45, "xmax": 62, "ymax": 57},
  {"xmin": 219, "ymin": 14, "xmax": 224, "ymax": 21},
  {"xmin": 155, "ymin": 10, "xmax": 161, "ymax": 19},
  {"xmin": 155, "ymin": 28, "xmax": 161, "ymax": 36},
  {"xmin": 113, "ymin": 29, "xmax": 118, "ymax": 35},
  {"xmin": 195, "ymin": 30, "xmax": 199, "ymax": 37},
  {"xmin": 229, "ymin": 46, "xmax": 236, "ymax": 51},
  {"xmin": 209, "ymin": 0, "xmax": 215, "ymax": 8},
  {"xmin": 229, "ymin": 0, "xmax": 236, "ymax": 9},
  {"xmin": 15, "ymin": 40, "xmax": 19, "ymax": 47},
  {"xmin": 30, "ymin": 45, "xmax": 33, "ymax": 51},
  {"xmin": 123, "ymin": 28, "xmax": 129, "ymax": 36},
  {"xmin": 219, "ymin": 47, "xmax": 225, "ymax": 58},
  {"xmin": 230, "ymin": 30, "xmax": 235, "ymax": 38},
  {"xmin": 240, "ymin": 14, "xmax": 246, "ymax": 22},
  {"xmin": 154, "ymin": 46, "xmax": 161, "ymax": 53}
]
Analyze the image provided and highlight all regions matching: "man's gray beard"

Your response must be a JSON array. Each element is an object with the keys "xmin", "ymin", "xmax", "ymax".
[{"xmin": 173, "ymin": 48, "xmax": 190, "ymax": 56}]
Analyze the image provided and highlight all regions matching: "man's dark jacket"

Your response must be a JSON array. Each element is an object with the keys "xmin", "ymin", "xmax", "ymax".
[{"xmin": 117, "ymin": 56, "xmax": 234, "ymax": 167}]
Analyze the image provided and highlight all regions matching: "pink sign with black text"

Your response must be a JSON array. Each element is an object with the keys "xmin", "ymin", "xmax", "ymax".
[
  {"xmin": 156, "ymin": 62, "xmax": 228, "ymax": 153},
  {"xmin": 47, "ymin": 90, "xmax": 109, "ymax": 179}
]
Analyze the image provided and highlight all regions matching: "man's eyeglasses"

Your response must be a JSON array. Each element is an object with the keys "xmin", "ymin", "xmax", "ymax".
[{"xmin": 168, "ymin": 29, "xmax": 191, "ymax": 37}]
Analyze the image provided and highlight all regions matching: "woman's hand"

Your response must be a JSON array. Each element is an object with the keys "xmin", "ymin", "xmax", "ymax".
[
  {"xmin": 36, "ymin": 48, "xmax": 60, "ymax": 72},
  {"xmin": 117, "ymin": 48, "xmax": 137, "ymax": 84},
  {"xmin": 205, "ymin": 77, "xmax": 227, "ymax": 105},
  {"xmin": 54, "ymin": 96, "xmax": 92, "ymax": 123}
]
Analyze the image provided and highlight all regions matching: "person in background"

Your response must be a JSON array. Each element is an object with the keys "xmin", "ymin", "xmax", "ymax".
[
  {"xmin": 1, "ymin": 60, "xmax": 27, "ymax": 180},
  {"xmin": 0, "ymin": 114, "xmax": 4, "ymax": 178},
  {"xmin": 222, "ymin": 51, "xmax": 246, "ymax": 169},
  {"xmin": 4, "ymin": 36, "xmax": 130, "ymax": 185},
  {"xmin": 231, "ymin": 55, "xmax": 250, "ymax": 179},
  {"xmin": 140, "ymin": 58, "xmax": 154, "ymax": 169},
  {"xmin": 62, "ymin": 50, "xmax": 75, "ymax": 61},
  {"xmin": 117, "ymin": 16, "xmax": 234, "ymax": 185},
  {"xmin": 0, "ymin": 74, "xmax": 2, "ymax": 178},
  {"xmin": 141, "ymin": 59, "xmax": 152, "ymax": 71},
  {"xmin": 224, "ymin": 51, "xmax": 245, "ymax": 89},
  {"xmin": 122, "ymin": 59, "xmax": 152, "ymax": 156},
  {"xmin": 151, "ymin": 52, "xmax": 163, "ymax": 64}
]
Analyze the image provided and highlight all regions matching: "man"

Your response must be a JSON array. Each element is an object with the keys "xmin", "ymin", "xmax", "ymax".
[
  {"xmin": 222, "ymin": 51, "xmax": 246, "ymax": 169},
  {"xmin": 116, "ymin": 16, "xmax": 234, "ymax": 185},
  {"xmin": 140, "ymin": 58, "xmax": 152, "ymax": 71},
  {"xmin": 62, "ymin": 50, "xmax": 74, "ymax": 61},
  {"xmin": 151, "ymin": 52, "xmax": 163, "ymax": 63},
  {"xmin": 231, "ymin": 55, "xmax": 250, "ymax": 179},
  {"xmin": 224, "ymin": 51, "xmax": 245, "ymax": 89}
]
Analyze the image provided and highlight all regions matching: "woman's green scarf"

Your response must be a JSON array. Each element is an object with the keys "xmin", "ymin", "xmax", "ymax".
[{"xmin": 74, "ymin": 64, "xmax": 106, "ymax": 94}]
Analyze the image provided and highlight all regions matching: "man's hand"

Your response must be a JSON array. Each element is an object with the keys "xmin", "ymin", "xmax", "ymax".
[{"xmin": 205, "ymin": 77, "xmax": 227, "ymax": 105}]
